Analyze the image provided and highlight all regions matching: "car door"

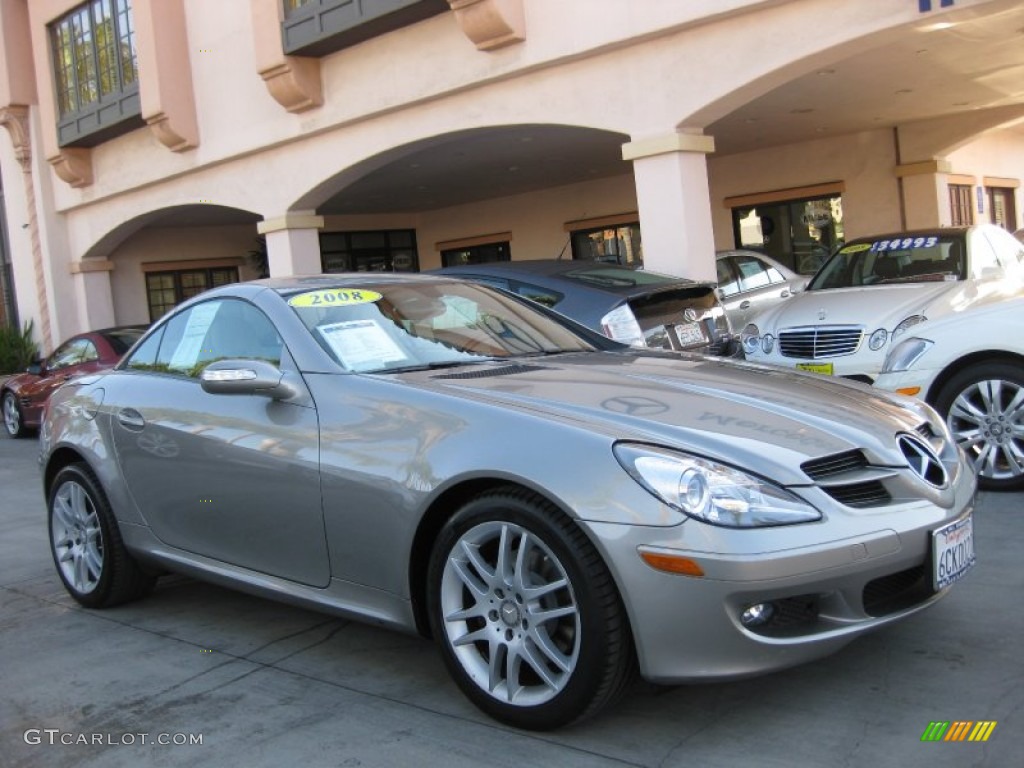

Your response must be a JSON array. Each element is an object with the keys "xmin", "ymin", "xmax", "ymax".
[
  {"xmin": 719, "ymin": 254, "xmax": 795, "ymax": 327},
  {"xmin": 107, "ymin": 298, "xmax": 329, "ymax": 587},
  {"xmin": 20, "ymin": 338, "xmax": 103, "ymax": 423}
]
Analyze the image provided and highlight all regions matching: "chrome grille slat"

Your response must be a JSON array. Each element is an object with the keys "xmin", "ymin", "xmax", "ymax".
[{"xmin": 779, "ymin": 326, "xmax": 863, "ymax": 359}]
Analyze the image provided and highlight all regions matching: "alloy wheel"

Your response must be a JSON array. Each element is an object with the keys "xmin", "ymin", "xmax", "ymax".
[
  {"xmin": 438, "ymin": 520, "xmax": 581, "ymax": 707},
  {"xmin": 948, "ymin": 378, "xmax": 1024, "ymax": 484},
  {"xmin": 51, "ymin": 479, "xmax": 105, "ymax": 595}
]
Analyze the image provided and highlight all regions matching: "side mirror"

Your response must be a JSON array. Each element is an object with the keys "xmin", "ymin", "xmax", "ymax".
[
  {"xmin": 715, "ymin": 288, "xmax": 725, "ymax": 301},
  {"xmin": 26, "ymin": 361, "xmax": 43, "ymax": 375},
  {"xmin": 199, "ymin": 359, "xmax": 298, "ymax": 400}
]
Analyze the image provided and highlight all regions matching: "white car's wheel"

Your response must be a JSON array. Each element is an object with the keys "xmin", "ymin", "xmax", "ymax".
[
  {"xmin": 934, "ymin": 362, "xmax": 1024, "ymax": 491},
  {"xmin": 48, "ymin": 464, "xmax": 156, "ymax": 607},
  {"xmin": 428, "ymin": 488, "xmax": 635, "ymax": 729}
]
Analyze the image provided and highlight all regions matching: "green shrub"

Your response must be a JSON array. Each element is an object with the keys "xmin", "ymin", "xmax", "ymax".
[{"xmin": 0, "ymin": 320, "xmax": 39, "ymax": 375}]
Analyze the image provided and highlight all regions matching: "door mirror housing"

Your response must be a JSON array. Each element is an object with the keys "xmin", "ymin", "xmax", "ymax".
[
  {"xmin": 26, "ymin": 361, "xmax": 43, "ymax": 375},
  {"xmin": 199, "ymin": 359, "xmax": 299, "ymax": 400}
]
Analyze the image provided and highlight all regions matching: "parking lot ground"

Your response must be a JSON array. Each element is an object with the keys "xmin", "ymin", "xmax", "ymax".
[{"xmin": 1, "ymin": 435, "xmax": 1022, "ymax": 768}]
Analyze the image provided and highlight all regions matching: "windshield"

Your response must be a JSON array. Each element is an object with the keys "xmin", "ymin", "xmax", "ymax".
[
  {"xmin": 287, "ymin": 280, "xmax": 598, "ymax": 373},
  {"xmin": 809, "ymin": 234, "xmax": 965, "ymax": 290}
]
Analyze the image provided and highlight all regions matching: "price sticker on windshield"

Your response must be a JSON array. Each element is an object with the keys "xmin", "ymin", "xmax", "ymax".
[{"xmin": 288, "ymin": 289, "xmax": 382, "ymax": 307}]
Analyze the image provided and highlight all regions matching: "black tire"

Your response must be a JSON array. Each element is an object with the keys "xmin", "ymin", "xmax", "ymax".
[
  {"xmin": 427, "ymin": 487, "xmax": 636, "ymax": 729},
  {"xmin": 48, "ymin": 463, "xmax": 156, "ymax": 608},
  {"xmin": 2, "ymin": 390, "xmax": 29, "ymax": 438},
  {"xmin": 933, "ymin": 361, "xmax": 1024, "ymax": 491}
]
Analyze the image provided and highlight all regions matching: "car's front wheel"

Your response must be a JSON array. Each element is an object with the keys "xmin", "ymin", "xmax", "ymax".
[
  {"xmin": 48, "ymin": 463, "xmax": 156, "ymax": 607},
  {"xmin": 933, "ymin": 361, "xmax": 1024, "ymax": 491},
  {"xmin": 2, "ymin": 390, "xmax": 28, "ymax": 438},
  {"xmin": 427, "ymin": 488, "xmax": 635, "ymax": 729}
]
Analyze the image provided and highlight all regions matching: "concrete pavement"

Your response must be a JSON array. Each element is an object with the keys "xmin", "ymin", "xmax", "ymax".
[{"xmin": 1, "ymin": 435, "xmax": 1021, "ymax": 768}]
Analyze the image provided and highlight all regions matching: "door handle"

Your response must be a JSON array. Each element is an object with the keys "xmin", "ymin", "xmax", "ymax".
[
  {"xmin": 116, "ymin": 408, "xmax": 145, "ymax": 431},
  {"xmin": 739, "ymin": 300, "xmax": 751, "ymax": 309}
]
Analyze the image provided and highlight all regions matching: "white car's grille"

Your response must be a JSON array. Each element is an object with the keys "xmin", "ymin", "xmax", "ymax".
[{"xmin": 779, "ymin": 326, "xmax": 862, "ymax": 359}]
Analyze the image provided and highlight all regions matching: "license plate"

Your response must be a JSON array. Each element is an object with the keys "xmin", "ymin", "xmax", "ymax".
[
  {"xmin": 932, "ymin": 513, "xmax": 975, "ymax": 590},
  {"xmin": 674, "ymin": 322, "xmax": 706, "ymax": 348},
  {"xmin": 796, "ymin": 362, "xmax": 833, "ymax": 375}
]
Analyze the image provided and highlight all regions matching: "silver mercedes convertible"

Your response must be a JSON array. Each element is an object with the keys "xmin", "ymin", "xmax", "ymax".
[{"xmin": 40, "ymin": 275, "xmax": 976, "ymax": 729}]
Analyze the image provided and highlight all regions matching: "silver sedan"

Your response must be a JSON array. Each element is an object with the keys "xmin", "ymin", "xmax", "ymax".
[{"xmin": 41, "ymin": 275, "xmax": 976, "ymax": 729}]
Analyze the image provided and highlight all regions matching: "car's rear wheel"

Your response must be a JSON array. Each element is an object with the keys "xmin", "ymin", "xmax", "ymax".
[
  {"xmin": 2, "ymin": 390, "xmax": 28, "ymax": 438},
  {"xmin": 48, "ymin": 463, "xmax": 155, "ymax": 607},
  {"xmin": 427, "ymin": 487, "xmax": 635, "ymax": 729},
  {"xmin": 934, "ymin": 362, "xmax": 1024, "ymax": 491}
]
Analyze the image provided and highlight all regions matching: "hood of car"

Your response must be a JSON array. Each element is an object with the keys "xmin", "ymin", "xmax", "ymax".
[
  {"xmin": 398, "ymin": 352, "xmax": 933, "ymax": 486},
  {"xmin": 753, "ymin": 282, "xmax": 955, "ymax": 331}
]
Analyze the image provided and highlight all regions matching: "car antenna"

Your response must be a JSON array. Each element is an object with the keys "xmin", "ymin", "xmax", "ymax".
[{"xmin": 556, "ymin": 213, "xmax": 585, "ymax": 260}]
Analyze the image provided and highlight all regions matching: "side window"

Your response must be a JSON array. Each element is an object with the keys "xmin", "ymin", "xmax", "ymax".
[
  {"xmin": 716, "ymin": 259, "xmax": 740, "ymax": 298},
  {"xmin": 80, "ymin": 340, "xmax": 99, "ymax": 363},
  {"xmin": 136, "ymin": 300, "xmax": 283, "ymax": 378},
  {"xmin": 968, "ymin": 235, "xmax": 1000, "ymax": 277},
  {"xmin": 716, "ymin": 260, "xmax": 741, "ymax": 299},
  {"xmin": 734, "ymin": 256, "xmax": 773, "ymax": 291},
  {"xmin": 124, "ymin": 327, "xmax": 164, "ymax": 370},
  {"xmin": 47, "ymin": 339, "xmax": 91, "ymax": 370}
]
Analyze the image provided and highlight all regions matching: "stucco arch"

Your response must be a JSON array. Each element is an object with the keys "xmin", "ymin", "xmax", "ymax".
[
  {"xmin": 290, "ymin": 124, "xmax": 631, "ymax": 215},
  {"xmin": 81, "ymin": 204, "xmax": 261, "ymax": 262}
]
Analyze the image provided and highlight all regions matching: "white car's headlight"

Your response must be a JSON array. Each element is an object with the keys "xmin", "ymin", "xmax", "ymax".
[
  {"xmin": 741, "ymin": 324, "xmax": 761, "ymax": 356},
  {"xmin": 868, "ymin": 328, "xmax": 888, "ymax": 351},
  {"xmin": 614, "ymin": 443, "xmax": 822, "ymax": 528},
  {"xmin": 600, "ymin": 304, "xmax": 645, "ymax": 346},
  {"xmin": 892, "ymin": 314, "xmax": 927, "ymax": 340},
  {"xmin": 881, "ymin": 337, "xmax": 934, "ymax": 373}
]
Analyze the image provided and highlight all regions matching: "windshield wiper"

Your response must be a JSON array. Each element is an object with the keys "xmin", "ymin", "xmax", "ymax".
[{"xmin": 378, "ymin": 358, "xmax": 502, "ymax": 374}]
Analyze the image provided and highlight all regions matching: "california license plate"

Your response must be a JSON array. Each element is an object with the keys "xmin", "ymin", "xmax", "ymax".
[
  {"xmin": 674, "ymin": 322, "xmax": 706, "ymax": 348},
  {"xmin": 932, "ymin": 513, "xmax": 975, "ymax": 590},
  {"xmin": 796, "ymin": 362, "xmax": 834, "ymax": 375}
]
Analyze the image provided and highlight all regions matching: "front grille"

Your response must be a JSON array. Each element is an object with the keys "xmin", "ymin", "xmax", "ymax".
[
  {"xmin": 802, "ymin": 449, "xmax": 892, "ymax": 507},
  {"xmin": 802, "ymin": 449, "xmax": 867, "ymax": 479},
  {"xmin": 825, "ymin": 481, "xmax": 891, "ymax": 507},
  {"xmin": 779, "ymin": 326, "xmax": 862, "ymax": 359},
  {"xmin": 745, "ymin": 595, "xmax": 820, "ymax": 638},
  {"xmin": 863, "ymin": 565, "xmax": 931, "ymax": 617}
]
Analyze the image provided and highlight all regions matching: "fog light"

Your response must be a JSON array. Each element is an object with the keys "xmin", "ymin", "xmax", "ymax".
[{"xmin": 741, "ymin": 602, "xmax": 775, "ymax": 627}]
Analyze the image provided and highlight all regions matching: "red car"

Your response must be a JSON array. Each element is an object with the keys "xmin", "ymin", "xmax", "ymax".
[{"xmin": 2, "ymin": 325, "xmax": 146, "ymax": 438}]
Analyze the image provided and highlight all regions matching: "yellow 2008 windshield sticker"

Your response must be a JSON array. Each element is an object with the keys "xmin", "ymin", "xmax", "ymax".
[
  {"xmin": 288, "ymin": 289, "xmax": 382, "ymax": 307},
  {"xmin": 839, "ymin": 243, "xmax": 871, "ymax": 254}
]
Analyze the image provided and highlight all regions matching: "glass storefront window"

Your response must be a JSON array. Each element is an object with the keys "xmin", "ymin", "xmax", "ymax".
[
  {"xmin": 571, "ymin": 223, "xmax": 643, "ymax": 266},
  {"xmin": 320, "ymin": 230, "xmax": 419, "ymax": 273},
  {"xmin": 441, "ymin": 242, "xmax": 510, "ymax": 267},
  {"xmin": 731, "ymin": 195, "xmax": 844, "ymax": 275}
]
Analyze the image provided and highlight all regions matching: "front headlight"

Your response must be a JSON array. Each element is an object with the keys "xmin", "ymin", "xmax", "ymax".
[
  {"xmin": 614, "ymin": 443, "xmax": 822, "ymax": 528},
  {"xmin": 868, "ymin": 328, "xmax": 888, "ymax": 351},
  {"xmin": 892, "ymin": 314, "xmax": 927, "ymax": 340},
  {"xmin": 740, "ymin": 324, "xmax": 760, "ymax": 356},
  {"xmin": 881, "ymin": 337, "xmax": 934, "ymax": 373}
]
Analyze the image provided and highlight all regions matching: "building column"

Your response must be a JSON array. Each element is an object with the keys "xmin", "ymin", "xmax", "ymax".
[
  {"xmin": 896, "ymin": 158, "xmax": 951, "ymax": 229},
  {"xmin": 623, "ymin": 132, "xmax": 716, "ymax": 281},
  {"xmin": 70, "ymin": 260, "xmax": 116, "ymax": 331},
  {"xmin": 257, "ymin": 212, "xmax": 325, "ymax": 276}
]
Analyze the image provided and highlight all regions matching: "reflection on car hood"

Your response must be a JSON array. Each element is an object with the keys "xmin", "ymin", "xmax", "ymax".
[
  {"xmin": 754, "ymin": 282, "xmax": 955, "ymax": 329},
  {"xmin": 395, "ymin": 352, "xmax": 931, "ymax": 485}
]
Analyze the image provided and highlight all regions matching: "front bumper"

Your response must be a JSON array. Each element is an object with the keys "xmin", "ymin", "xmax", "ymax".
[
  {"xmin": 748, "ymin": 349, "xmax": 885, "ymax": 383},
  {"xmin": 583, "ymin": 465, "xmax": 976, "ymax": 683},
  {"xmin": 873, "ymin": 367, "xmax": 941, "ymax": 400}
]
